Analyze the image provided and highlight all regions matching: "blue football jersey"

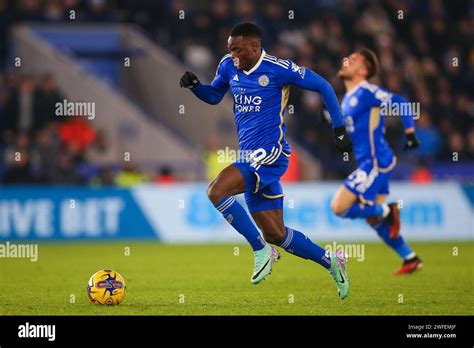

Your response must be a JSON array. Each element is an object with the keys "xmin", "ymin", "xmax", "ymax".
[
  {"xmin": 211, "ymin": 50, "xmax": 312, "ymax": 157},
  {"xmin": 341, "ymin": 80, "xmax": 397, "ymax": 169}
]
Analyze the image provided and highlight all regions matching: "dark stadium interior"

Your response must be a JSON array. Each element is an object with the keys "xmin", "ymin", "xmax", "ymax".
[{"xmin": 0, "ymin": 0, "xmax": 472, "ymax": 185}]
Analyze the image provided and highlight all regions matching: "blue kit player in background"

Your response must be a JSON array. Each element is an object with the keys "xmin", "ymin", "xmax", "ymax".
[
  {"xmin": 180, "ymin": 23, "xmax": 353, "ymax": 299},
  {"xmin": 331, "ymin": 48, "xmax": 423, "ymax": 275}
]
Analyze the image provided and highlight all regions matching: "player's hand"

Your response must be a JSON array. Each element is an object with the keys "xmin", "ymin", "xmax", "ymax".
[
  {"xmin": 334, "ymin": 126, "xmax": 353, "ymax": 155},
  {"xmin": 179, "ymin": 71, "xmax": 200, "ymax": 89},
  {"xmin": 404, "ymin": 132, "xmax": 420, "ymax": 150}
]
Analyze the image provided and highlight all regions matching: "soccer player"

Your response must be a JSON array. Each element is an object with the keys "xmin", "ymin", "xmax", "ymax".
[
  {"xmin": 180, "ymin": 23, "xmax": 352, "ymax": 299},
  {"xmin": 332, "ymin": 48, "xmax": 423, "ymax": 275}
]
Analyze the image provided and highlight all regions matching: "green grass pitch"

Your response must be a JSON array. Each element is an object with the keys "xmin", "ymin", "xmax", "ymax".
[{"xmin": 0, "ymin": 241, "xmax": 472, "ymax": 315}]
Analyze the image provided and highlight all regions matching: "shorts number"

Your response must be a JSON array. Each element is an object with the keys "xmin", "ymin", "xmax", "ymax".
[
  {"xmin": 347, "ymin": 169, "xmax": 367, "ymax": 189},
  {"xmin": 250, "ymin": 148, "xmax": 267, "ymax": 165}
]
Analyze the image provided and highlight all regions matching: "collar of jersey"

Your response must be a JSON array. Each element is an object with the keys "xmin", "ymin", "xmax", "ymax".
[
  {"xmin": 345, "ymin": 79, "xmax": 367, "ymax": 98},
  {"xmin": 242, "ymin": 49, "xmax": 266, "ymax": 75}
]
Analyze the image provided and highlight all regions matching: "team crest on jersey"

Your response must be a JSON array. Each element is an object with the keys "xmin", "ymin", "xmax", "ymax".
[
  {"xmin": 350, "ymin": 96, "xmax": 358, "ymax": 107},
  {"xmin": 258, "ymin": 75, "xmax": 269, "ymax": 86}
]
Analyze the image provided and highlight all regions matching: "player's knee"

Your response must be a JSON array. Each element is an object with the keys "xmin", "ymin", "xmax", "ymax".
[
  {"xmin": 207, "ymin": 181, "xmax": 225, "ymax": 205},
  {"xmin": 330, "ymin": 197, "xmax": 346, "ymax": 216},
  {"xmin": 262, "ymin": 227, "xmax": 285, "ymax": 245}
]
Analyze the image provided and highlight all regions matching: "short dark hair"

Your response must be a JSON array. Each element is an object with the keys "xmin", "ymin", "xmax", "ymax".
[
  {"xmin": 230, "ymin": 22, "xmax": 262, "ymax": 39},
  {"xmin": 357, "ymin": 48, "xmax": 379, "ymax": 79}
]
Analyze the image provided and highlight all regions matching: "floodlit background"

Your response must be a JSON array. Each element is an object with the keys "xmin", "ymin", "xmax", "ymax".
[
  {"xmin": 0, "ymin": 0, "xmax": 472, "ymax": 242},
  {"xmin": 0, "ymin": 0, "xmax": 472, "ymax": 317}
]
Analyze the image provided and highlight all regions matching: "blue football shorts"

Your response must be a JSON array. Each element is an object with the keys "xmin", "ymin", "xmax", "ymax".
[
  {"xmin": 233, "ymin": 145, "xmax": 290, "ymax": 213},
  {"xmin": 343, "ymin": 158, "xmax": 394, "ymax": 204}
]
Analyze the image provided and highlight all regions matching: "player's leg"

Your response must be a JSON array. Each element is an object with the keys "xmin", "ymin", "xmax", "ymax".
[
  {"xmin": 250, "ymin": 201, "xmax": 349, "ymax": 299},
  {"xmin": 330, "ymin": 166, "xmax": 400, "ymax": 237},
  {"xmin": 330, "ymin": 184, "xmax": 389, "ymax": 219},
  {"xmin": 207, "ymin": 164, "xmax": 266, "ymax": 251},
  {"xmin": 368, "ymin": 194, "xmax": 423, "ymax": 275},
  {"xmin": 230, "ymin": 155, "xmax": 291, "ymax": 285},
  {"xmin": 251, "ymin": 209, "xmax": 331, "ymax": 269}
]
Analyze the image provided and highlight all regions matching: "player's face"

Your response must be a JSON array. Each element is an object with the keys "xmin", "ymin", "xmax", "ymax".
[
  {"xmin": 227, "ymin": 36, "xmax": 260, "ymax": 71},
  {"xmin": 337, "ymin": 53, "xmax": 367, "ymax": 80}
]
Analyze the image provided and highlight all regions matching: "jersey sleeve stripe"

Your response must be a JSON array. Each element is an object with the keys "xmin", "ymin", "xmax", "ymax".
[
  {"xmin": 263, "ymin": 54, "xmax": 290, "ymax": 67},
  {"xmin": 262, "ymin": 58, "xmax": 289, "ymax": 69},
  {"xmin": 264, "ymin": 54, "xmax": 289, "ymax": 65},
  {"xmin": 215, "ymin": 54, "xmax": 231, "ymax": 74},
  {"xmin": 263, "ymin": 55, "xmax": 290, "ymax": 66},
  {"xmin": 219, "ymin": 54, "xmax": 231, "ymax": 64}
]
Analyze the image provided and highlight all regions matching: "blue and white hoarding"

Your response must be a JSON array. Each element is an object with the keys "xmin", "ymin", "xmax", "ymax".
[{"xmin": 0, "ymin": 183, "xmax": 472, "ymax": 242}]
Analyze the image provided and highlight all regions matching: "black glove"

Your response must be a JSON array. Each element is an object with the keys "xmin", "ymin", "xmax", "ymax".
[
  {"xmin": 334, "ymin": 126, "xmax": 353, "ymax": 155},
  {"xmin": 404, "ymin": 132, "xmax": 420, "ymax": 150},
  {"xmin": 179, "ymin": 71, "xmax": 200, "ymax": 89}
]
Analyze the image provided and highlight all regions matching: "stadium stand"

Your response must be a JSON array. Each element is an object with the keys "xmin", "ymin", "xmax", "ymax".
[{"xmin": 0, "ymin": 0, "xmax": 472, "ymax": 184}]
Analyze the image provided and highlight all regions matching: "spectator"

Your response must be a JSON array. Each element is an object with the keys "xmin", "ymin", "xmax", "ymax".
[
  {"xmin": 47, "ymin": 151, "xmax": 84, "ymax": 184},
  {"xmin": 3, "ymin": 76, "xmax": 35, "ymax": 134},
  {"xmin": 0, "ymin": 0, "xmax": 12, "ymax": 67},
  {"xmin": 43, "ymin": 0, "xmax": 67, "ymax": 22},
  {"xmin": 85, "ymin": 0, "xmax": 115, "ymax": 22},
  {"xmin": 412, "ymin": 113, "xmax": 441, "ymax": 161},
  {"xmin": 410, "ymin": 161, "xmax": 433, "ymax": 184},
  {"xmin": 281, "ymin": 147, "xmax": 301, "ymax": 182},
  {"xmin": 33, "ymin": 124, "xmax": 59, "ymax": 180},
  {"xmin": 2, "ymin": 150, "xmax": 36, "ymax": 184},
  {"xmin": 58, "ymin": 118, "xmax": 96, "ymax": 155},
  {"xmin": 3, "ymin": 131, "xmax": 31, "ymax": 167},
  {"xmin": 202, "ymin": 134, "xmax": 228, "ymax": 182},
  {"xmin": 446, "ymin": 131, "xmax": 467, "ymax": 161},
  {"xmin": 17, "ymin": 0, "xmax": 44, "ymax": 21},
  {"xmin": 114, "ymin": 163, "xmax": 147, "ymax": 187},
  {"xmin": 154, "ymin": 166, "xmax": 177, "ymax": 184},
  {"xmin": 468, "ymin": 129, "xmax": 474, "ymax": 160},
  {"xmin": 85, "ymin": 129, "xmax": 116, "ymax": 166},
  {"xmin": 33, "ymin": 73, "xmax": 64, "ymax": 131},
  {"xmin": 0, "ymin": 0, "xmax": 472, "ymax": 183},
  {"xmin": 90, "ymin": 167, "xmax": 115, "ymax": 187}
]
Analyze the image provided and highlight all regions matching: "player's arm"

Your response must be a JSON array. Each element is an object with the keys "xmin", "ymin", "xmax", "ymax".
[
  {"xmin": 375, "ymin": 89, "xmax": 420, "ymax": 150},
  {"xmin": 281, "ymin": 63, "xmax": 352, "ymax": 154},
  {"xmin": 391, "ymin": 93, "xmax": 419, "ymax": 150},
  {"xmin": 179, "ymin": 61, "xmax": 229, "ymax": 105}
]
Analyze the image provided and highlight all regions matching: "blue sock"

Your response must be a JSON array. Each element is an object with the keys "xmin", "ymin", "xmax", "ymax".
[
  {"xmin": 215, "ymin": 197, "xmax": 266, "ymax": 251},
  {"xmin": 343, "ymin": 202, "xmax": 384, "ymax": 219},
  {"xmin": 278, "ymin": 227, "xmax": 331, "ymax": 269},
  {"xmin": 372, "ymin": 220, "xmax": 414, "ymax": 259}
]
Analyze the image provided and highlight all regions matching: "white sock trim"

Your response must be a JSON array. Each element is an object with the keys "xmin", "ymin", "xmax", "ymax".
[
  {"xmin": 404, "ymin": 252, "xmax": 416, "ymax": 260},
  {"xmin": 382, "ymin": 204, "xmax": 390, "ymax": 218},
  {"xmin": 216, "ymin": 197, "xmax": 236, "ymax": 212},
  {"xmin": 280, "ymin": 228, "xmax": 294, "ymax": 248}
]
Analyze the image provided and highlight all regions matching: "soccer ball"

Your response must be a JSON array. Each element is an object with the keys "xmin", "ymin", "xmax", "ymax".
[{"xmin": 87, "ymin": 269, "xmax": 126, "ymax": 305}]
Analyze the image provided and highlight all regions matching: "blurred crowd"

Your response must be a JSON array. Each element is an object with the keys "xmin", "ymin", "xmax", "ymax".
[
  {"xmin": 0, "ymin": 0, "xmax": 472, "ymax": 184},
  {"xmin": 0, "ymin": 72, "xmax": 180, "ymax": 185},
  {"xmin": 152, "ymin": 0, "xmax": 474, "ymax": 178}
]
